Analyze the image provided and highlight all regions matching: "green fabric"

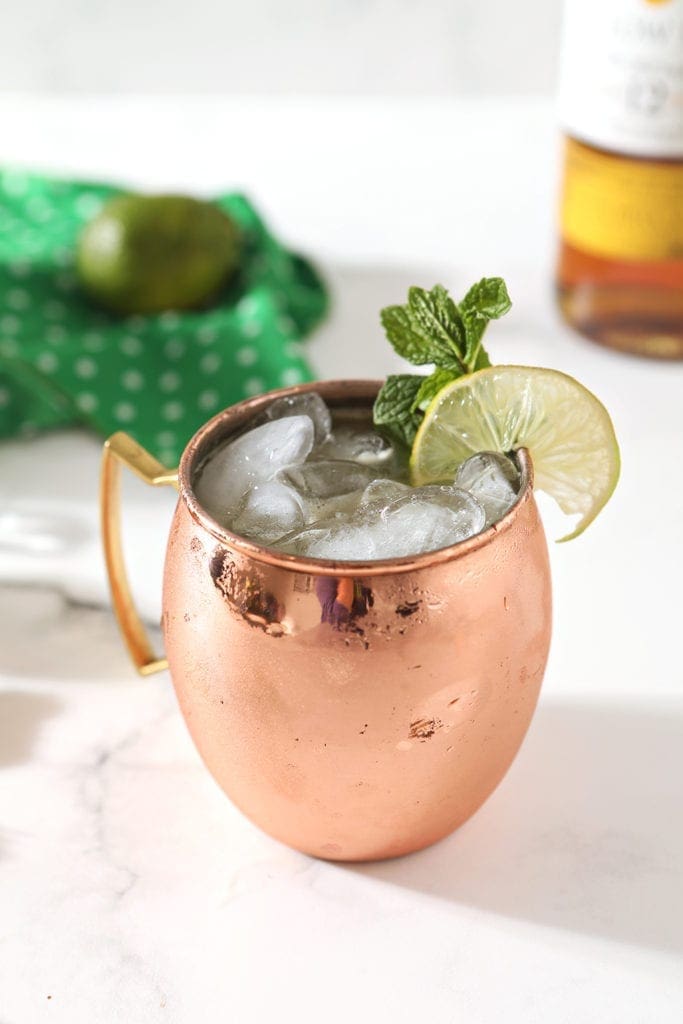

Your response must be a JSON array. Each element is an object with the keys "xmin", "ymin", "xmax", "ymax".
[{"xmin": 0, "ymin": 169, "xmax": 328, "ymax": 466}]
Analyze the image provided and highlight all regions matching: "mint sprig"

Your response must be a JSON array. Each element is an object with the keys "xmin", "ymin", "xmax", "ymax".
[
  {"xmin": 373, "ymin": 278, "xmax": 511, "ymax": 447},
  {"xmin": 372, "ymin": 374, "xmax": 423, "ymax": 448}
]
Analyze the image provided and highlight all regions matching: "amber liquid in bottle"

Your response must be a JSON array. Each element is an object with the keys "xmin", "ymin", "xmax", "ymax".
[
  {"xmin": 556, "ymin": 0, "xmax": 683, "ymax": 359},
  {"xmin": 557, "ymin": 138, "xmax": 683, "ymax": 359}
]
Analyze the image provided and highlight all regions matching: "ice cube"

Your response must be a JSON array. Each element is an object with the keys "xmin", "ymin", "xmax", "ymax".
[
  {"xmin": 454, "ymin": 452, "xmax": 520, "ymax": 527},
  {"xmin": 373, "ymin": 486, "xmax": 486, "ymax": 556},
  {"xmin": 317, "ymin": 425, "xmax": 395, "ymax": 466},
  {"xmin": 232, "ymin": 481, "xmax": 305, "ymax": 544},
  {"xmin": 279, "ymin": 460, "xmax": 374, "ymax": 527},
  {"xmin": 360, "ymin": 479, "xmax": 411, "ymax": 506},
  {"xmin": 281, "ymin": 520, "xmax": 380, "ymax": 561},
  {"xmin": 281, "ymin": 485, "xmax": 485, "ymax": 561},
  {"xmin": 195, "ymin": 414, "xmax": 314, "ymax": 523},
  {"xmin": 281, "ymin": 460, "xmax": 376, "ymax": 499},
  {"xmin": 266, "ymin": 393, "xmax": 332, "ymax": 444}
]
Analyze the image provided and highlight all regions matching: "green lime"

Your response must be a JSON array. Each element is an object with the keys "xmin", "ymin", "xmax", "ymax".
[
  {"xmin": 409, "ymin": 365, "xmax": 620, "ymax": 541},
  {"xmin": 76, "ymin": 194, "xmax": 241, "ymax": 315}
]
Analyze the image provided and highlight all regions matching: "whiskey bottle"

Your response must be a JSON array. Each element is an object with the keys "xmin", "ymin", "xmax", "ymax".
[{"xmin": 556, "ymin": 0, "xmax": 683, "ymax": 358}]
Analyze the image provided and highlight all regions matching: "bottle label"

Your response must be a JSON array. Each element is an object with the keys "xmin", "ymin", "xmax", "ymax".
[
  {"xmin": 561, "ymin": 138, "xmax": 683, "ymax": 260},
  {"xmin": 559, "ymin": 0, "xmax": 683, "ymax": 157}
]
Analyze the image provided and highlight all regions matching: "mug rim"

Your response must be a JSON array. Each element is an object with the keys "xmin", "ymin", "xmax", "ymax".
[{"xmin": 178, "ymin": 379, "xmax": 535, "ymax": 577}]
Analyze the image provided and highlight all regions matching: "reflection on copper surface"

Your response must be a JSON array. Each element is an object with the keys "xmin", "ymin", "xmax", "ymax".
[
  {"xmin": 210, "ymin": 546, "xmax": 284, "ymax": 632},
  {"xmin": 316, "ymin": 577, "xmax": 373, "ymax": 628}
]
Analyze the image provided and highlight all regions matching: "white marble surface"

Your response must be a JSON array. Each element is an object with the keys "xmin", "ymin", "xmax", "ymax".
[{"xmin": 1, "ymin": 97, "xmax": 682, "ymax": 1022}]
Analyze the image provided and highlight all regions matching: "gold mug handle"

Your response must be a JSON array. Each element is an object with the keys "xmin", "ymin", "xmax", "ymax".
[{"xmin": 100, "ymin": 431, "xmax": 179, "ymax": 676}]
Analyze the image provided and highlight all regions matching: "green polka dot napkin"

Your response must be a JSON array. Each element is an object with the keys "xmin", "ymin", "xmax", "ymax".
[{"xmin": 0, "ymin": 170, "xmax": 328, "ymax": 466}]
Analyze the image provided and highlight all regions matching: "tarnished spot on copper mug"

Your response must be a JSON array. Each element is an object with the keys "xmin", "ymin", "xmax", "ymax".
[
  {"xmin": 409, "ymin": 717, "xmax": 443, "ymax": 740},
  {"xmin": 341, "ymin": 629, "xmax": 371, "ymax": 651},
  {"xmin": 411, "ymin": 683, "xmax": 485, "ymax": 737},
  {"xmin": 210, "ymin": 547, "xmax": 285, "ymax": 634},
  {"xmin": 395, "ymin": 599, "xmax": 421, "ymax": 618},
  {"xmin": 189, "ymin": 536, "xmax": 205, "ymax": 569}
]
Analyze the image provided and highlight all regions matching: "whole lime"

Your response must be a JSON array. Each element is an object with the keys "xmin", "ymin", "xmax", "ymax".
[{"xmin": 76, "ymin": 194, "xmax": 241, "ymax": 315}]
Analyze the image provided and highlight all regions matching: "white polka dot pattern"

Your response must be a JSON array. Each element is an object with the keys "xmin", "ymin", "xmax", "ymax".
[
  {"xmin": 36, "ymin": 352, "xmax": 58, "ymax": 373},
  {"xmin": 119, "ymin": 336, "xmax": 142, "ymax": 356},
  {"xmin": 199, "ymin": 352, "xmax": 221, "ymax": 374},
  {"xmin": 121, "ymin": 369, "xmax": 144, "ymax": 391},
  {"xmin": 198, "ymin": 389, "xmax": 219, "ymax": 411},
  {"xmin": 0, "ymin": 175, "xmax": 326, "ymax": 460},
  {"xmin": 236, "ymin": 346, "xmax": 257, "ymax": 366},
  {"xmin": 74, "ymin": 356, "xmax": 98, "ymax": 379},
  {"xmin": 162, "ymin": 400, "xmax": 184, "ymax": 422},
  {"xmin": 164, "ymin": 338, "xmax": 185, "ymax": 360},
  {"xmin": 76, "ymin": 392, "xmax": 98, "ymax": 413},
  {"xmin": 114, "ymin": 401, "xmax": 136, "ymax": 422},
  {"xmin": 159, "ymin": 371, "xmax": 181, "ymax": 393},
  {"xmin": 244, "ymin": 377, "xmax": 265, "ymax": 396}
]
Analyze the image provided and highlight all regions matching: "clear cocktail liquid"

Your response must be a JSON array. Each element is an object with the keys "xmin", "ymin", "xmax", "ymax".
[{"xmin": 195, "ymin": 393, "xmax": 520, "ymax": 561}]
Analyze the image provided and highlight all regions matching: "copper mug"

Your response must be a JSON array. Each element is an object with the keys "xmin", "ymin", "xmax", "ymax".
[{"xmin": 101, "ymin": 380, "xmax": 552, "ymax": 861}]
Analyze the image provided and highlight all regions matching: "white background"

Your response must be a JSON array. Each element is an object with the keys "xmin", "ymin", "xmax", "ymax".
[{"xmin": 0, "ymin": 0, "xmax": 562, "ymax": 95}]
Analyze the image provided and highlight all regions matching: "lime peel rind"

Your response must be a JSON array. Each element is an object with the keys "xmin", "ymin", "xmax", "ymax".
[{"xmin": 409, "ymin": 365, "xmax": 620, "ymax": 542}]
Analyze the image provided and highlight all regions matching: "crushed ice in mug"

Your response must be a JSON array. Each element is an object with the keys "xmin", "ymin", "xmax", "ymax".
[
  {"xmin": 265, "ymin": 392, "xmax": 332, "ymax": 444},
  {"xmin": 194, "ymin": 392, "xmax": 522, "ymax": 559},
  {"xmin": 454, "ymin": 451, "xmax": 520, "ymax": 527},
  {"xmin": 194, "ymin": 414, "xmax": 314, "ymax": 522}
]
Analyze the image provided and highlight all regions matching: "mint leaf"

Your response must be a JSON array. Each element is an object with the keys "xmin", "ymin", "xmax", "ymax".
[
  {"xmin": 380, "ymin": 286, "xmax": 467, "ymax": 370},
  {"xmin": 407, "ymin": 285, "xmax": 467, "ymax": 372},
  {"xmin": 460, "ymin": 277, "xmax": 512, "ymax": 322},
  {"xmin": 459, "ymin": 277, "xmax": 511, "ymax": 367},
  {"xmin": 380, "ymin": 305, "xmax": 440, "ymax": 366},
  {"xmin": 373, "ymin": 374, "xmax": 423, "ymax": 448},
  {"xmin": 411, "ymin": 368, "xmax": 456, "ymax": 413}
]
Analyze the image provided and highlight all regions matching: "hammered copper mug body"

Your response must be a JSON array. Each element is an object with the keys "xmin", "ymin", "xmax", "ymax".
[{"xmin": 101, "ymin": 379, "xmax": 552, "ymax": 862}]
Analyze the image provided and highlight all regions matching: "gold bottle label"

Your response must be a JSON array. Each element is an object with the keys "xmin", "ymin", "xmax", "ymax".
[{"xmin": 561, "ymin": 138, "xmax": 683, "ymax": 261}]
